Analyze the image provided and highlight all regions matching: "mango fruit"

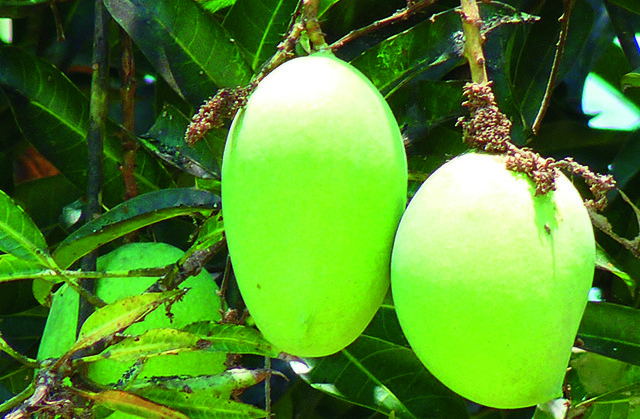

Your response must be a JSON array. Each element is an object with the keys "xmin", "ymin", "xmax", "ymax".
[
  {"xmin": 38, "ymin": 242, "xmax": 225, "ymax": 388},
  {"xmin": 390, "ymin": 152, "xmax": 594, "ymax": 408},
  {"xmin": 222, "ymin": 53, "xmax": 407, "ymax": 357}
]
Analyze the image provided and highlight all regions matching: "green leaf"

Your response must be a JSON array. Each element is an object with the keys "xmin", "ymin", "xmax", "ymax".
[
  {"xmin": 77, "ymin": 325, "xmax": 279, "ymax": 365},
  {"xmin": 596, "ymin": 245, "xmax": 636, "ymax": 295},
  {"xmin": 0, "ymin": 46, "xmax": 174, "ymax": 207},
  {"xmin": 608, "ymin": 0, "xmax": 640, "ymax": 14},
  {"xmin": 195, "ymin": 0, "xmax": 237, "ymax": 13},
  {"xmin": 0, "ymin": 254, "xmax": 51, "ymax": 283},
  {"xmin": 578, "ymin": 302, "xmax": 640, "ymax": 367},
  {"xmin": 52, "ymin": 188, "xmax": 221, "ymax": 270},
  {"xmin": 297, "ymin": 305, "xmax": 468, "ymax": 418},
  {"xmin": 181, "ymin": 322, "xmax": 281, "ymax": 357},
  {"xmin": 105, "ymin": 0, "xmax": 253, "ymax": 106},
  {"xmin": 223, "ymin": 0, "xmax": 298, "ymax": 72},
  {"xmin": 130, "ymin": 387, "xmax": 269, "ymax": 418},
  {"xmin": 351, "ymin": 2, "xmax": 534, "ymax": 97},
  {"xmin": 66, "ymin": 290, "xmax": 184, "ymax": 360},
  {"xmin": 130, "ymin": 368, "xmax": 270, "ymax": 396},
  {"xmin": 622, "ymin": 68, "xmax": 640, "ymax": 92},
  {"xmin": 80, "ymin": 389, "xmax": 191, "ymax": 419},
  {"xmin": 140, "ymin": 104, "xmax": 225, "ymax": 179},
  {"xmin": 0, "ymin": 189, "xmax": 54, "ymax": 268}
]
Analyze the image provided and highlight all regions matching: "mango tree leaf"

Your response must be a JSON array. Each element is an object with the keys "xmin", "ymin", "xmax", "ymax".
[
  {"xmin": 129, "ymin": 387, "xmax": 268, "ymax": 418},
  {"xmin": 608, "ymin": 0, "xmax": 640, "ymax": 14},
  {"xmin": 140, "ymin": 104, "xmax": 225, "ymax": 179},
  {"xmin": 0, "ymin": 255, "xmax": 52, "ymax": 283},
  {"xmin": 63, "ymin": 290, "xmax": 184, "ymax": 362},
  {"xmin": 223, "ymin": 0, "xmax": 298, "ymax": 72},
  {"xmin": 79, "ymin": 389, "xmax": 190, "ymax": 419},
  {"xmin": 596, "ymin": 244, "xmax": 636, "ymax": 295},
  {"xmin": 181, "ymin": 322, "xmax": 281, "ymax": 356},
  {"xmin": 351, "ymin": 2, "xmax": 533, "ymax": 97},
  {"xmin": 76, "ymin": 325, "xmax": 279, "ymax": 365},
  {"xmin": 622, "ymin": 68, "xmax": 640, "ymax": 91},
  {"xmin": 0, "ymin": 46, "xmax": 174, "ymax": 207},
  {"xmin": 105, "ymin": 0, "xmax": 253, "ymax": 107},
  {"xmin": 0, "ymin": 189, "xmax": 55, "ymax": 268},
  {"xmin": 195, "ymin": 0, "xmax": 237, "ymax": 13},
  {"xmin": 318, "ymin": 0, "xmax": 339, "ymax": 17},
  {"xmin": 130, "ymin": 368, "xmax": 270, "ymax": 396},
  {"xmin": 578, "ymin": 302, "xmax": 640, "ymax": 367},
  {"xmin": 52, "ymin": 188, "xmax": 221, "ymax": 270},
  {"xmin": 296, "ymin": 305, "xmax": 468, "ymax": 418}
]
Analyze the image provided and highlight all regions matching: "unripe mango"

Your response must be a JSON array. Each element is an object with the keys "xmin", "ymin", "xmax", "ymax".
[
  {"xmin": 222, "ymin": 53, "xmax": 407, "ymax": 357},
  {"xmin": 391, "ymin": 152, "xmax": 594, "ymax": 408}
]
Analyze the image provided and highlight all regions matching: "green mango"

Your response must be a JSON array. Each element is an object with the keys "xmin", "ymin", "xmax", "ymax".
[
  {"xmin": 391, "ymin": 152, "xmax": 594, "ymax": 408},
  {"xmin": 38, "ymin": 243, "xmax": 225, "ymax": 394},
  {"xmin": 222, "ymin": 53, "xmax": 408, "ymax": 357}
]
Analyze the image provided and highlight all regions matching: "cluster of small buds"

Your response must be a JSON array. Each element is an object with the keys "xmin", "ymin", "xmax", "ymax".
[
  {"xmin": 459, "ymin": 81, "xmax": 616, "ymax": 208},
  {"xmin": 184, "ymin": 85, "xmax": 253, "ymax": 145}
]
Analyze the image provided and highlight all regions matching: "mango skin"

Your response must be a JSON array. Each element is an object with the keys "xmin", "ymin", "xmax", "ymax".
[
  {"xmin": 390, "ymin": 152, "xmax": 594, "ymax": 408},
  {"xmin": 222, "ymin": 54, "xmax": 407, "ymax": 357},
  {"xmin": 38, "ymin": 243, "xmax": 225, "ymax": 387}
]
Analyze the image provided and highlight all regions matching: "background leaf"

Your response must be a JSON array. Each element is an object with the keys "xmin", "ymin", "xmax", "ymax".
[{"xmin": 105, "ymin": 0, "xmax": 253, "ymax": 107}]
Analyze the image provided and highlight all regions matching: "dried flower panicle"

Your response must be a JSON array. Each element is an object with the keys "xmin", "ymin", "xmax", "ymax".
[
  {"xmin": 184, "ymin": 85, "xmax": 253, "ymax": 146},
  {"xmin": 458, "ymin": 81, "xmax": 616, "ymax": 209}
]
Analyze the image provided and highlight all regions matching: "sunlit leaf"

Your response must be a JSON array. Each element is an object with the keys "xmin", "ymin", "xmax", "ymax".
[
  {"xmin": 105, "ymin": 0, "xmax": 252, "ymax": 106},
  {"xmin": 195, "ymin": 0, "xmax": 237, "ymax": 13},
  {"xmin": 0, "ymin": 254, "xmax": 51, "ymax": 283},
  {"xmin": 52, "ymin": 189, "xmax": 221, "ymax": 270},
  {"xmin": 79, "ymin": 389, "xmax": 190, "ymax": 419},
  {"xmin": 0, "ymin": 189, "xmax": 54, "ymax": 268},
  {"xmin": 131, "ymin": 387, "xmax": 269, "ymax": 418},
  {"xmin": 65, "ymin": 290, "xmax": 184, "ymax": 361}
]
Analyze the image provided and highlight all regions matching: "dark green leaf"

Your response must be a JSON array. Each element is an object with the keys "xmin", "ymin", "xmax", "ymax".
[
  {"xmin": 0, "ymin": 46, "xmax": 174, "ymax": 207},
  {"xmin": 596, "ymin": 245, "xmax": 636, "ymax": 295},
  {"xmin": 223, "ymin": 0, "xmax": 298, "ymax": 72},
  {"xmin": 140, "ymin": 104, "xmax": 225, "ymax": 179},
  {"xmin": 53, "ymin": 188, "xmax": 221, "ymax": 269},
  {"xmin": 105, "ymin": 0, "xmax": 253, "ymax": 106},
  {"xmin": 578, "ymin": 302, "xmax": 640, "ymax": 367},
  {"xmin": 0, "ymin": 189, "xmax": 54, "ymax": 268},
  {"xmin": 298, "ymin": 305, "xmax": 468, "ymax": 418},
  {"xmin": 608, "ymin": 0, "xmax": 640, "ymax": 15}
]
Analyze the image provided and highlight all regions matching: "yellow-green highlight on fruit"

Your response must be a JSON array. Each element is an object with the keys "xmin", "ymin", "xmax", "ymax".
[
  {"xmin": 222, "ymin": 53, "xmax": 408, "ymax": 357},
  {"xmin": 38, "ymin": 242, "xmax": 225, "ymax": 388},
  {"xmin": 391, "ymin": 152, "xmax": 594, "ymax": 408}
]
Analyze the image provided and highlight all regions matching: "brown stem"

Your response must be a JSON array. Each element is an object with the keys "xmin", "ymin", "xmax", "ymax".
[
  {"xmin": 531, "ymin": 0, "xmax": 574, "ymax": 135},
  {"xmin": 119, "ymin": 28, "xmax": 139, "ymax": 202},
  {"xmin": 460, "ymin": 0, "xmax": 488, "ymax": 84},
  {"xmin": 330, "ymin": 0, "xmax": 438, "ymax": 51}
]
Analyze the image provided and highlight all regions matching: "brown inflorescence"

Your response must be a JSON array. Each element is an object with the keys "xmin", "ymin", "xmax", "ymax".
[
  {"xmin": 458, "ymin": 82, "xmax": 616, "ymax": 209},
  {"xmin": 184, "ymin": 85, "xmax": 254, "ymax": 146}
]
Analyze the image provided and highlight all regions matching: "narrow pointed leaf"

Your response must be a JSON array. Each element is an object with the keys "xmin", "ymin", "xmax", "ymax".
[
  {"xmin": 0, "ymin": 189, "xmax": 54, "ymax": 267},
  {"xmin": 132, "ymin": 387, "xmax": 268, "ymax": 418},
  {"xmin": 66, "ymin": 290, "xmax": 184, "ymax": 359},
  {"xmin": 0, "ymin": 254, "xmax": 52, "ymax": 283},
  {"xmin": 140, "ymin": 104, "xmax": 225, "ymax": 179},
  {"xmin": 622, "ymin": 68, "xmax": 640, "ymax": 91},
  {"xmin": 0, "ymin": 46, "xmax": 174, "ymax": 207},
  {"xmin": 52, "ymin": 189, "xmax": 221, "ymax": 270},
  {"xmin": 181, "ymin": 322, "xmax": 280, "ymax": 356},
  {"xmin": 105, "ymin": 0, "xmax": 252, "ymax": 106},
  {"xmin": 196, "ymin": 0, "xmax": 237, "ymax": 13},
  {"xmin": 80, "ymin": 389, "xmax": 190, "ymax": 419},
  {"xmin": 297, "ymin": 305, "xmax": 468, "ymax": 418},
  {"xmin": 130, "ymin": 368, "xmax": 270, "ymax": 396},
  {"xmin": 578, "ymin": 302, "xmax": 640, "ymax": 366},
  {"xmin": 223, "ymin": 0, "xmax": 299, "ymax": 71}
]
